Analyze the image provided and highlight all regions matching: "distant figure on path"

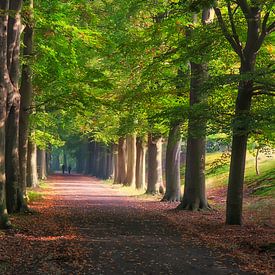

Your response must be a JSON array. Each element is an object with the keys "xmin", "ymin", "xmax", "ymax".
[
  {"xmin": 62, "ymin": 164, "xmax": 65, "ymax": 174},
  {"xmin": 68, "ymin": 165, "xmax": 72, "ymax": 174}
]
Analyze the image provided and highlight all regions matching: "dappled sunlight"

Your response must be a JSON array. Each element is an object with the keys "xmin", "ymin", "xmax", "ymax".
[{"xmin": 14, "ymin": 234, "xmax": 78, "ymax": 242}]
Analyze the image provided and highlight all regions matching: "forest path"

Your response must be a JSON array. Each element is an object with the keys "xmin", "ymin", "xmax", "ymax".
[{"xmin": 5, "ymin": 174, "xmax": 250, "ymax": 274}]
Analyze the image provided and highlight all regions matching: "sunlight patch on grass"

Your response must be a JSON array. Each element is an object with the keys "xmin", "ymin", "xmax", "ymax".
[{"xmin": 27, "ymin": 191, "xmax": 44, "ymax": 202}]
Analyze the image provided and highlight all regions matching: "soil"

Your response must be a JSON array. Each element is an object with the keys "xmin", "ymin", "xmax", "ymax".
[{"xmin": 0, "ymin": 174, "xmax": 269, "ymax": 274}]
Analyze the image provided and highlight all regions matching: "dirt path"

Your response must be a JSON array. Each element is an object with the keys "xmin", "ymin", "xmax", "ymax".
[{"xmin": 2, "ymin": 174, "xmax": 252, "ymax": 274}]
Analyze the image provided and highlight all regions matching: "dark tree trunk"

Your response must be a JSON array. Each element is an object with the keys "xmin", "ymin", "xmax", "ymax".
[
  {"xmin": 135, "ymin": 137, "xmax": 146, "ymax": 190},
  {"xmin": 27, "ymin": 137, "xmax": 38, "ymax": 188},
  {"xmin": 124, "ymin": 135, "xmax": 136, "ymax": 187},
  {"xmin": 226, "ymin": 62, "xmax": 254, "ymax": 225},
  {"xmin": 117, "ymin": 137, "xmax": 127, "ymax": 184},
  {"xmin": 84, "ymin": 141, "xmax": 92, "ymax": 175},
  {"xmin": 19, "ymin": 0, "xmax": 34, "ymax": 202},
  {"xmin": 106, "ymin": 145, "xmax": 114, "ymax": 179},
  {"xmin": 162, "ymin": 124, "xmax": 181, "ymax": 202},
  {"xmin": 178, "ymin": 9, "xmax": 214, "ymax": 211},
  {"xmin": 147, "ymin": 134, "xmax": 164, "ymax": 195},
  {"xmin": 0, "ymin": 1, "xmax": 11, "ymax": 227},
  {"xmin": 178, "ymin": 62, "xmax": 210, "ymax": 211},
  {"xmin": 5, "ymin": 0, "xmax": 25, "ymax": 213},
  {"xmin": 225, "ymin": 7, "xmax": 262, "ymax": 225}
]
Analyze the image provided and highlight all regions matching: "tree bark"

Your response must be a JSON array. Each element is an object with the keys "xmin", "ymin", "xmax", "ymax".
[
  {"xmin": 37, "ymin": 149, "xmax": 47, "ymax": 180},
  {"xmin": 27, "ymin": 137, "xmax": 38, "ymax": 188},
  {"xmin": 5, "ymin": 0, "xmax": 26, "ymax": 213},
  {"xmin": 135, "ymin": 137, "xmax": 146, "ymax": 190},
  {"xmin": 117, "ymin": 137, "xmax": 127, "ymax": 184},
  {"xmin": 162, "ymin": 124, "xmax": 181, "ymax": 202},
  {"xmin": 113, "ymin": 144, "xmax": 119, "ymax": 183},
  {"xmin": 19, "ymin": 0, "xmax": 34, "ymax": 203},
  {"xmin": 0, "ymin": 1, "xmax": 11, "ymax": 227},
  {"xmin": 225, "ymin": 7, "xmax": 262, "ymax": 225},
  {"xmin": 147, "ymin": 134, "xmax": 164, "ymax": 194},
  {"xmin": 124, "ymin": 135, "xmax": 136, "ymax": 187},
  {"xmin": 178, "ymin": 9, "xmax": 214, "ymax": 211}
]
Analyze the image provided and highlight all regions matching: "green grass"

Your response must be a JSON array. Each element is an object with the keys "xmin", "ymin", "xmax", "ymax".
[
  {"xmin": 27, "ymin": 191, "xmax": 44, "ymax": 202},
  {"xmin": 205, "ymin": 151, "xmax": 275, "ymax": 197},
  {"xmin": 38, "ymin": 181, "xmax": 49, "ymax": 189}
]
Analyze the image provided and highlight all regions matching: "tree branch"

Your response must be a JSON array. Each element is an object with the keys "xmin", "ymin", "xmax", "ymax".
[
  {"xmin": 214, "ymin": 7, "xmax": 243, "ymax": 57},
  {"xmin": 227, "ymin": 3, "xmax": 242, "ymax": 50},
  {"xmin": 257, "ymin": 12, "xmax": 270, "ymax": 50},
  {"xmin": 253, "ymin": 91, "xmax": 275, "ymax": 96},
  {"xmin": 236, "ymin": 0, "xmax": 250, "ymax": 17}
]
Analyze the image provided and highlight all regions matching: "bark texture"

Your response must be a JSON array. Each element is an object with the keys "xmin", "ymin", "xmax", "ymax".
[
  {"xmin": 37, "ymin": 149, "xmax": 47, "ymax": 180},
  {"xmin": 162, "ymin": 124, "xmax": 181, "ymax": 202},
  {"xmin": 124, "ymin": 135, "xmax": 136, "ymax": 187},
  {"xmin": 135, "ymin": 137, "xmax": 146, "ymax": 190},
  {"xmin": 117, "ymin": 137, "xmax": 127, "ymax": 184},
  {"xmin": 147, "ymin": 134, "xmax": 164, "ymax": 195},
  {"xmin": 26, "ymin": 137, "xmax": 38, "ymax": 188},
  {"xmin": 19, "ymin": 0, "xmax": 34, "ymax": 203},
  {"xmin": 214, "ymin": 4, "xmax": 271, "ymax": 224},
  {"xmin": 5, "ymin": 0, "xmax": 26, "ymax": 213},
  {"xmin": 178, "ymin": 9, "xmax": 214, "ymax": 211}
]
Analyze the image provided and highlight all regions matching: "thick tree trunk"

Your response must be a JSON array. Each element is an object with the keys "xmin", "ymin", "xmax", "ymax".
[
  {"xmin": 226, "ymin": 6, "xmax": 262, "ymax": 225},
  {"xmin": 19, "ymin": 0, "xmax": 34, "ymax": 202},
  {"xmin": 0, "ymin": 1, "xmax": 11, "ymax": 227},
  {"xmin": 124, "ymin": 135, "xmax": 136, "ymax": 187},
  {"xmin": 27, "ymin": 138, "xmax": 38, "ymax": 188},
  {"xmin": 178, "ymin": 62, "xmax": 209, "ymax": 211},
  {"xmin": 5, "ymin": 105, "xmax": 20, "ymax": 213},
  {"xmin": 135, "ymin": 137, "xmax": 146, "ymax": 190},
  {"xmin": 147, "ymin": 134, "xmax": 164, "ymax": 194},
  {"xmin": 178, "ymin": 9, "xmax": 214, "ymax": 211},
  {"xmin": 117, "ymin": 137, "xmax": 127, "ymax": 184},
  {"xmin": 37, "ymin": 149, "xmax": 47, "ymax": 180},
  {"xmin": 162, "ymin": 124, "xmax": 181, "ymax": 202},
  {"xmin": 5, "ymin": 0, "xmax": 26, "ymax": 213},
  {"xmin": 226, "ymin": 64, "xmax": 254, "ymax": 225}
]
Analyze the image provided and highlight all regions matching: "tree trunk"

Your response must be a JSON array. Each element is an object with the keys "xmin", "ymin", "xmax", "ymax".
[
  {"xmin": 5, "ymin": 0, "xmax": 25, "ymax": 213},
  {"xmin": 19, "ymin": 0, "xmax": 34, "ymax": 203},
  {"xmin": 162, "ymin": 124, "xmax": 181, "ymax": 202},
  {"xmin": 135, "ymin": 137, "xmax": 146, "ymax": 190},
  {"xmin": 124, "ymin": 135, "xmax": 136, "ymax": 187},
  {"xmin": 225, "ymin": 6, "xmax": 261, "ymax": 225},
  {"xmin": 27, "ymin": 138, "xmax": 38, "ymax": 188},
  {"xmin": 113, "ymin": 144, "xmax": 119, "ymax": 183},
  {"xmin": 37, "ymin": 149, "xmax": 47, "ymax": 180},
  {"xmin": 147, "ymin": 134, "xmax": 164, "ymax": 194},
  {"xmin": 0, "ymin": 1, "xmax": 11, "ymax": 227},
  {"xmin": 226, "ymin": 65, "xmax": 254, "ymax": 225},
  {"xmin": 117, "ymin": 137, "xmax": 127, "ymax": 184},
  {"xmin": 178, "ymin": 9, "xmax": 214, "ymax": 211}
]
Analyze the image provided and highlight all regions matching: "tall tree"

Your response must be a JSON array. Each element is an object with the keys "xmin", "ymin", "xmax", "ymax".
[
  {"xmin": 19, "ymin": 0, "xmax": 34, "ymax": 193},
  {"xmin": 5, "ymin": 0, "xmax": 27, "ymax": 213},
  {"xmin": 0, "ymin": 0, "xmax": 11, "ymax": 227},
  {"xmin": 162, "ymin": 123, "xmax": 182, "ymax": 202},
  {"xmin": 177, "ymin": 8, "xmax": 214, "ymax": 211},
  {"xmin": 214, "ymin": 1, "xmax": 275, "ymax": 225}
]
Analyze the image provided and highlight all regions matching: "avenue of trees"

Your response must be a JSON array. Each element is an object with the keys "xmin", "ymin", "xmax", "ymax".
[{"xmin": 0, "ymin": 0, "xmax": 274, "ymax": 228}]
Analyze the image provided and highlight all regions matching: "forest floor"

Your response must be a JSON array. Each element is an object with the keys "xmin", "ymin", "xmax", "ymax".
[{"xmin": 0, "ymin": 174, "xmax": 274, "ymax": 274}]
